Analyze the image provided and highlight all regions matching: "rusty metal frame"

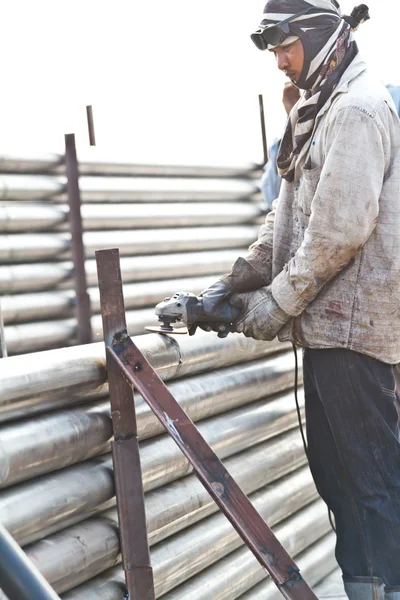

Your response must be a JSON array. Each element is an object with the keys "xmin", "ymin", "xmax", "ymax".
[
  {"xmin": 86, "ymin": 105, "xmax": 96, "ymax": 146},
  {"xmin": 258, "ymin": 94, "xmax": 268, "ymax": 166},
  {"xmin": 65, "ymin": 133, "xmax": 92, "ymax": 345},
  {"xmin": 96, "ymin": 249, "xmax": 155, "ymax": 600},
  {"xmin": 96, "ymin": 247, "xmax": 317, "ymax": 600}
]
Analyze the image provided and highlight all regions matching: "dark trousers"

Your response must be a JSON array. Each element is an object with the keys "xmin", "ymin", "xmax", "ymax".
[{"xmin": 303, "ymin": 348, "xmax": 400, "ymax": 591}]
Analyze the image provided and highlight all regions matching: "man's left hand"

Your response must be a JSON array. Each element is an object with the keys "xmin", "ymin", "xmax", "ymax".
[{"xmin": 229, "ymin": 287, "xmax": 289, "ymax": 341}]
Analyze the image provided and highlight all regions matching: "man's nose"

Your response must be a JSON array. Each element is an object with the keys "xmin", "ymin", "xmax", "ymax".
[{"xmin": 275, "ymin": 49, "xmax": 289, "ymax": 71}]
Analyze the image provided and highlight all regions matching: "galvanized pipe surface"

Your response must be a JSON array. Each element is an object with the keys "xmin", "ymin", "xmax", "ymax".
[
  {"xmin": 72, "ymin": 160, "xmax": 261, "ymax": 180},
  {"xmin": 0, "ymin": 153, "xmax": 63, "ymax": 174},
  {"xmin": 0, "ymin": 152, "xmax": 259, "ymax": 179},
  {"xmin": 24, "ymin": 468, "xmax": 315, "ymax": 594},
  {"xmin": 158, "ymin": 501, "xmax": 330, "ymax": 600},
  {"xmin": 70, "ymin": 528, "xmax": 337, "ymax": 600},
  {"xmin": 60, "ymin": 500, "xmax": 328, "ymax": 600},
  {"xmin": 149, "ymin": 470, "xmax": 318, "ymax": 599},
  {"xmin": 238, "ymin": 533, "xmax": 336, "ymax": 599},
  {"xmin": 0, "ymin": 233, "xmax": 70, "ymax": 263},
  {"xmin": 63, "ymin": 176, "xmax": 260, "ymax": 202},
  {"xmin": 0, "ymin": 332, "xmax": 284, "ymax": 420},
  {"xmin": 0, "ymin": 350, "xmax": 298, "ymax": 487},
  {"xmin": 0, "ymin": 204, "xmax": 68, "ymax": 232},
  {"xmin": 2, "ymin": 290, "xmax": 77, "ymax": 324},
  {"xmin": 0, "ymin": 249, "xmax": 244, "ymax": 294},
  {"xmin": 4, "ymin": 318, "xmax": 87, "ymax": 354},
  {"xmin": 135, "ymin": 390, "xmax": 304, "ymax": 493},
  {"xmin": 0, "ymin": 226, "xmax": 258, "ymax": 263},
  {"xmin": 4, "ymin": 309, "xmax": 181, "ymax": 354},
  {"xmin": 1, "ymin": 274, "xmax": 222, "ymax": 324},
  {"xmin": 0, "ymin": 203, "xmax": 262, "ymax": 233},
  {"xmin": 0, "ymin": 175, "xmax": 258, "ymax": 202},
  {"xmin": 3, "ymin": 318, "xmax": 81, "ymax": 355},
  {"xmin": 1, "ymin": 428, "xmax": 306, "ymax": 547},
  {"xmin": 0, "ymin": 385, "xmax": 304, "ymax": 491},
  {"xmin": 3, "ymin": 308, "xmax": 178, "ymax": 354},
  {"xmin": 0, "ymin": 175, "xmax": 63, "ymax": 199},
  {"xmin": 0, "ymin": 262, "xmax": 73, "ymax": 294}
]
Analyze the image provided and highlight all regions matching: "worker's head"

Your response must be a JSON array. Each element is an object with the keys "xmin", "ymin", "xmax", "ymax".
[{"xmin": 251, "ymin": 1, "xmax": 369, "ymax": 90}]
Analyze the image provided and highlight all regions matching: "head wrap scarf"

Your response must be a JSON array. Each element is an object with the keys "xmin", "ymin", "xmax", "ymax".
[{"xmin": 257, "ymin": 0, "xmax": 365, "ymax": 183}]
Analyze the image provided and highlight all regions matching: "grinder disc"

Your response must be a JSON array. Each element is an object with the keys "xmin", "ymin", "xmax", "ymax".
[{"xmin": 144, "ymin": 325, "xmax": 188, "ymax": 335}]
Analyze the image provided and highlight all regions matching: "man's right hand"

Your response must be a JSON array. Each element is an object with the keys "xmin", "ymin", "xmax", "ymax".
[{"xmin": 282, "ymin": 82, "xmax": 301, "ymax": 116}]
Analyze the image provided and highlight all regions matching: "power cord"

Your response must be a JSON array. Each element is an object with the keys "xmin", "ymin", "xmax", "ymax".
[{"xmin": 292, "ymin": 343, "xmax": 336, "ymax": 533}]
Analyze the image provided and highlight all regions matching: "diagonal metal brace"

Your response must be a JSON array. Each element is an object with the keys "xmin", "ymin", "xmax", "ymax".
[{"xmin": 107, "ymin": 336, "xmax": 317, "ymax": 600}]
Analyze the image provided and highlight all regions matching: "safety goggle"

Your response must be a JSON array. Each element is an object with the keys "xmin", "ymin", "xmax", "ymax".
[{"xmin": 251, "ymin": 6, "xmax": 313, "ymax": 50}]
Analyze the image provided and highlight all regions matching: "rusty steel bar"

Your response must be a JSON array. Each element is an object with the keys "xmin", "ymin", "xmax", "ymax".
[
  {"xmin": 96, "ymin": 248, "xmax": 155, "ymax": 600},
  {"xmin": 258, "ymin": 94, "xmax": 268, "ymax": 166},
  {"xmin": 86, "ymin": 106, "xmax": 96, "ymax": 146},
  {"xmin": 65, "ymin": 133, "xmax": 92, "ymax": 345},
  {"xmin": 97, "ymin": 248, "xmax": 317, "ymax": 600}
]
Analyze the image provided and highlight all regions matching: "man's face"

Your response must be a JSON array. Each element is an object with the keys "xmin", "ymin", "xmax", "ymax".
[{"xmin": 269, "ymin": 39, "xmax": 304, "ymax": 85}]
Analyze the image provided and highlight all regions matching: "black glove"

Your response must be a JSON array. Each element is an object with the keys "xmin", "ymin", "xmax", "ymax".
[
  {"xmin": 201, "ymin": 280, "xmax": 232, "ymax": 315},
  {"xmin": 201, "ymin": 257, "xmax": 266, "ymax": 314},
  {"xmin": 195, "ymin": 283, "xmax": 241, "ymax": 338},
  {"xmin": 198, "ymin": 257, "xmax": 267, "ymax": 338}
]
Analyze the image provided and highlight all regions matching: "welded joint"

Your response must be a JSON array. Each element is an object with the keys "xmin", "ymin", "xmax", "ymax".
[
  {"xmin": 163, "ymin": 412, "xmax": 184, "ymax": 445},
  {"xmin": 111, "ymin": 330, "xmax": 130, "ymax": 347},
  {"xmin": 278, "ymin": 571, "xmax": 305, "ymax": 589},
  {"xmin": 110, "ymin": 331, "xmax": 132, "ymax": 367},
  {"xmin": 114, "ymin": 435, "xmax": 139, "ymax": 444}
]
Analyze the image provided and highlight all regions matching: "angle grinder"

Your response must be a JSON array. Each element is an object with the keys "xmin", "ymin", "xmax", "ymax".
[{"xmin": 145, "ymin": 291, "xmax": 241, "ymax": 337}]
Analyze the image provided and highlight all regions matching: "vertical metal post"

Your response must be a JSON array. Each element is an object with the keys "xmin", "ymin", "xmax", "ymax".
[
  {"xmin": 95, "ymin": 248, "xmax": 155, "ymax": 600},
  {"xmin": 0, "ymin": 523, "xmax": 61, "ymax": 600},
  {"xmin": 258, "ymin": 94, "xmax": 268, "ymax": 165},
  {"xmin": 86, "ymin": 105, "xmax": 96, "ymax": 146},
  {"xmin": 65, "ymin": 133, "xmax": 92, "ymax": 345},
  {"xmin": 0, "ymin": 298, "xmax": 7, "ymax": 358}
]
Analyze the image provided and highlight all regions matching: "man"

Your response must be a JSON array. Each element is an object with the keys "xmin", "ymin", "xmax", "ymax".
[{"xmin": 201, "ymin": 1, "xmax": 400, "ymax": 598}]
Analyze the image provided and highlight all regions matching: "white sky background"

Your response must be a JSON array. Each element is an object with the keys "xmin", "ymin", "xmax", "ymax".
[{"xmin": 0, "ymin": 0, "xmax": 397, "ymax": 165}]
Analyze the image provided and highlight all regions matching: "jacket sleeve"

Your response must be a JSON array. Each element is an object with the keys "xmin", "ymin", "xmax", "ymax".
[
  {"xmin": 242, "ymin": 196, "xmax": 278, "ymax": 285},
  {"xmin": 271, "ymin": 105, "xmax": 386, "ymax": 316}
]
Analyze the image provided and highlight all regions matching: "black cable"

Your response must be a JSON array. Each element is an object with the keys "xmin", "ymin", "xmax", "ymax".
[
  {"xmin": 292, "ymin": 343, "xmax": 308, "ymax": 457},
  {"xmin": 292, "ymin": 343, "xmax": 336, "ymax": 533},
  {"xmin": 328, "ymin": 510, "xmax": 337, "ymax": 533}
]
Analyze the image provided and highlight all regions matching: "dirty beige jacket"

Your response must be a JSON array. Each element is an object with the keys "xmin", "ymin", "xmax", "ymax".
[{"xmin": 248, "ymin": 55, "xmax": 400, "ymax": 364}]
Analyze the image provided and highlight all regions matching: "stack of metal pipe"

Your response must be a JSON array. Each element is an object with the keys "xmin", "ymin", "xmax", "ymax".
[
  {"xmin": 0, "ymin": 330, "xmax": 337, "ymax": 598},
  {"xmin": 0, "ymin": 153, "xmax": 265, "ymax": 355}
]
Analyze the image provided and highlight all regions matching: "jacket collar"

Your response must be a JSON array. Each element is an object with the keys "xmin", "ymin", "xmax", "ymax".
[{"xmin": 314, "ymin": 54, "xmax": 368, "ymax": 121}]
